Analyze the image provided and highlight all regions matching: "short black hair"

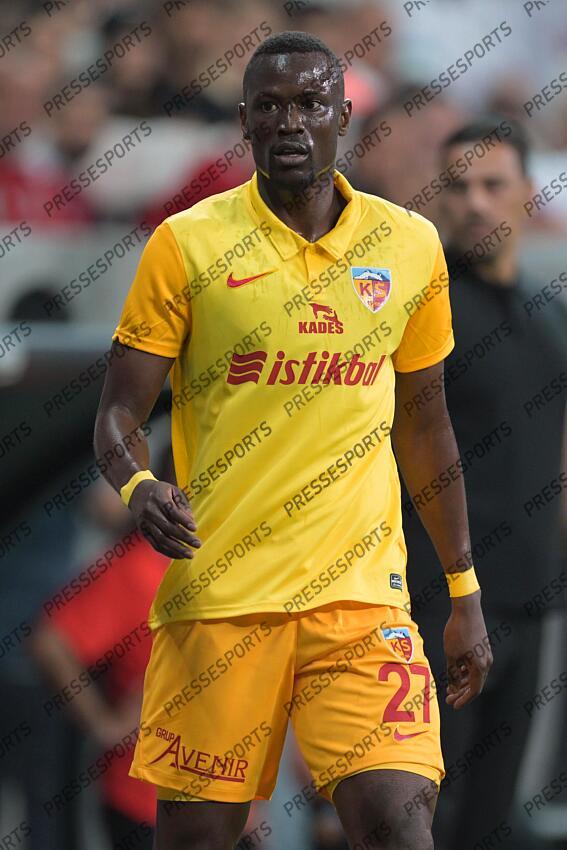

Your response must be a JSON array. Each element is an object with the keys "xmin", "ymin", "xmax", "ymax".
[
  {"xmin": 442, "ymin": 115, "xmax": 530, "ymax": 175},
  {"xmin": 243, "ymin": 30, "xmax": 344, "ymax": 100}
]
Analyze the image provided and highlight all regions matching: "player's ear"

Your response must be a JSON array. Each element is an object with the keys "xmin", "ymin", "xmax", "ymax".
[
  {"xmin": 239, "ymin": 102, "xmax": 250, "ymax": 139},
  {"xmin": 338, "ymin": 99, "xmax": 352, "ymax": 137}
]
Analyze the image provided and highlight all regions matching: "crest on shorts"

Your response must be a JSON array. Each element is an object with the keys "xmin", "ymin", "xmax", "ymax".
[
  {"xmin": 351, "ymin": 267, "xmax": 392, "ymax": 313},
  {"xmin": 381, "ymin": 626, "xmax": 413, "ymax": 662}
]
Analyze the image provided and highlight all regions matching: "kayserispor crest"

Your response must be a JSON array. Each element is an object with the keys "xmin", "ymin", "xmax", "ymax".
[{"xmin": 351, "ymin": 267, "xmax": 392, "ymax": 313}]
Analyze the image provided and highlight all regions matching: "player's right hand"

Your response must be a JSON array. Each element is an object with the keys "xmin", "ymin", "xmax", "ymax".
[{"xmin": 128, "ymin": 480, "xmax": 202, "ymax": 560}]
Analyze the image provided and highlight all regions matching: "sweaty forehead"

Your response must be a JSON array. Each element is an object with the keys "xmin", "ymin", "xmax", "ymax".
[{"xmin": 247, "ymin": 51, "xmax": 341, "ymax": 96}]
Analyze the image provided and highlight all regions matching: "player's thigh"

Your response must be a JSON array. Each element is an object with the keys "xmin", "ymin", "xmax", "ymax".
[
  {"xmin": 333, "ymin": 768, "xmax": 437, "ymax": 850},
  {"xmin": 291, "ymin": 605, "xmax": 443, "ymax": 797},
  {"xmin": 132, "ymin": 616, "xmax": 293, "ymax": 803},
  {"xmin": 155, "ymin": 798, "xmax": 251, "ymax": 850}
]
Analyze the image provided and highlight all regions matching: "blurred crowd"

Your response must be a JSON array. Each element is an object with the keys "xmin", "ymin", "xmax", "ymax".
[
  {"xmin": 1, "ymin": 0, "xmax": 567, "ymax": 235},
  {"xmin": 1, "ymin": 1, "xmax": 566, "ymax": 849}
]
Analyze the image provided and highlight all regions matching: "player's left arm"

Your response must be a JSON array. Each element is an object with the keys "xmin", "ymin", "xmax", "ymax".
[{"xmin": 392, "ymin": 360, "xmax": 492, "ymax": 709}]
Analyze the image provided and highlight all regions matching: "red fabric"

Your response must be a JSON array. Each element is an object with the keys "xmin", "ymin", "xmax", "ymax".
[
  {"xmin": 0, "ymin": 161, "xmax": 94, "ymax": 228},
  {"xmin": 50, "ymin": 536, "xmax": 169, "ymax": 824},
  {"xmin": 344, "ymin": 67, "xmax": 382, "ymax": 117}
]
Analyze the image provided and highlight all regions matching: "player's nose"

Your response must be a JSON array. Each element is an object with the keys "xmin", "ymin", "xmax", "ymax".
[{"xmin": 277, "ymin": 102, "xmax": 304, "ymax": 135}]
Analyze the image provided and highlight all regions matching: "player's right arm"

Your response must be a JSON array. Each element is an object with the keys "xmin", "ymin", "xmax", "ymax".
[
  {"xmin": 94, "ymin": 345, "xmax": 200, "ymax": 560},
  {"xmin": 94, "ymin": 221, "xmax": 200, "ymax": 560}
]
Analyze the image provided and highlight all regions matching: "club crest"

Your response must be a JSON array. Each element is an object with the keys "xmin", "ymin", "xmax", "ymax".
[
  {"xmin": 381, "ymin": 626, "xmax": 414, "ymax": 662},
  {"xmin": 351, "ymin": 267, "xmax": 392, "ymax": 313}
]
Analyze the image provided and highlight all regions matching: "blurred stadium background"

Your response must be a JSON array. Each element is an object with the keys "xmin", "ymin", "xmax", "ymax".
[{"xmin": 0, "ymin": 0, "xmax": 565, "ymax": 848}]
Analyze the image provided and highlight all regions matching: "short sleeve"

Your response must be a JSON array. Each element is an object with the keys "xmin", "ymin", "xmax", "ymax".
[
  {"xmin": 392, "ymin": 238, "xmax": 454, "ymax": 373},
  {"xmin": 112, "ymin": 221, "xmax": 190, "ymax": 358}
]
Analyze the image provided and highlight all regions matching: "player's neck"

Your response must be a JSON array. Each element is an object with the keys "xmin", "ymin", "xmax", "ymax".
[{"xmin": 256, "ymin": 169, "xmax": 347, "ymax": 243}]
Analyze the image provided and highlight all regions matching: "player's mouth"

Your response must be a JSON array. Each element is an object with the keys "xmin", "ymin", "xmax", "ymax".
[{"xmin": 271, "ymin": 142, "xmax": 310, "ymax": 166}]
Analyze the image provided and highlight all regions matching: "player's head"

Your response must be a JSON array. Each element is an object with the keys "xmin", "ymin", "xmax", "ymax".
[
  {"xmin": 239, "ymin": 31, "xmax": 351, "ymax": 189},
  {"xmin": 439, "ymin": 116, "xmax": 533, "ymax": 262}
]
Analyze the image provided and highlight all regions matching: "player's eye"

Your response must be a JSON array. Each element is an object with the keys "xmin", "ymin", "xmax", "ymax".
[
  {"xmin": 303, "ymin": 98, "xmax": 322, "ymax": 109},
  {"xmin": 448, "ymin": 180, "xmax": 467, "ymax": 194},
  {"xmin": 259, "ymin": 101, "xmax": 278, "ymax": 113}
]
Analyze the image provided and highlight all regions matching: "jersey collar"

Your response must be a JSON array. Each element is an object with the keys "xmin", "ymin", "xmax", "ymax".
[{"xmin": 246, "ymin": 169, "xmax": 362, "ymax": 262}]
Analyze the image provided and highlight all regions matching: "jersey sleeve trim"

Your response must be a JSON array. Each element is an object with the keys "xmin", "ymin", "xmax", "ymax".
[
  {"xmin": 393, "ymin": 331, "xmax": 454, "ymax": 373},
  {"xmin": 110, "ymin": 333, "xmax": 180, "ymax": 359}
]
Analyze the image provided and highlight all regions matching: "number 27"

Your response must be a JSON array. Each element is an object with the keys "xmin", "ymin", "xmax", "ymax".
[{"xmin": 378, "ymin": 662, "xmax": 431, "ymax": 723}]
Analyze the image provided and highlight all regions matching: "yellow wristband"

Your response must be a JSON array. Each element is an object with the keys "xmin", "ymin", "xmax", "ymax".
[
  {"xmin": 446, "ymin": 567, "xmax": 480, "ymax": 598},
  {"xmin": 120, "ymin": 470, "xmax": 157, "ymax": 507}
]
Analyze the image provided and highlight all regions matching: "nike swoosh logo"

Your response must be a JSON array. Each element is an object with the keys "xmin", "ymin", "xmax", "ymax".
[
  {"xmin": 393, "ymin": 728, "xmax": 426, "ymax": 742},
  {"xmin": 227, "ymin": 270, "xmax": 275, "ymax": 288}
]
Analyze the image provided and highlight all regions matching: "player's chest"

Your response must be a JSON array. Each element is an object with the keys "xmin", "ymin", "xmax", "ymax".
[{"xmin": 192, "ymin": 244, "xmax": 421, "ymax": 355}]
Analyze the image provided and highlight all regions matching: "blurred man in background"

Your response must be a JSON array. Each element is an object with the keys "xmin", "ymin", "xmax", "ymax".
[
  {"xmin": 30, "ymin": 466, "xmax": 172, "ymax": 850},
  {"xmin": 401, "ymin": 117, "xmax": 567, "ymax": 850},
  {"xmin": 352, "ymin": 86, "xmax": 464, "ymax": 224}
]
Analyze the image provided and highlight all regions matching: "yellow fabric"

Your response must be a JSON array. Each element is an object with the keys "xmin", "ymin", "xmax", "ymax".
[
  {"xmin": 113, "ymin": 171, "xmax": 454, "ymax": 626},
  {"xmin": 129, "ymin": 604, "xmax": 443, "ymax": 803},
  {"xmin": 120, "ymin": 470, "xmax": 157, "ymax": 507},
  {"xmin": 447, "ymin": 567, "xmax": 481, "ymax": 598}
]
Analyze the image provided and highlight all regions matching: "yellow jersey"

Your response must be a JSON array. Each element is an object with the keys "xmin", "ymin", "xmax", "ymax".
[{"xmin": 113, "ymin": 170, "xmax": 453, "ymax": 627}]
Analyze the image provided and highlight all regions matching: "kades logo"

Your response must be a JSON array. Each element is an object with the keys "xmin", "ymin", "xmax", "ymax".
[
  {"xmin": 227, "ymin": 349, "xmax": 386, "ymax": 387},
  {"xmin": 299, "ymin": 302, "xmax": 344, "ymax": 334}
]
